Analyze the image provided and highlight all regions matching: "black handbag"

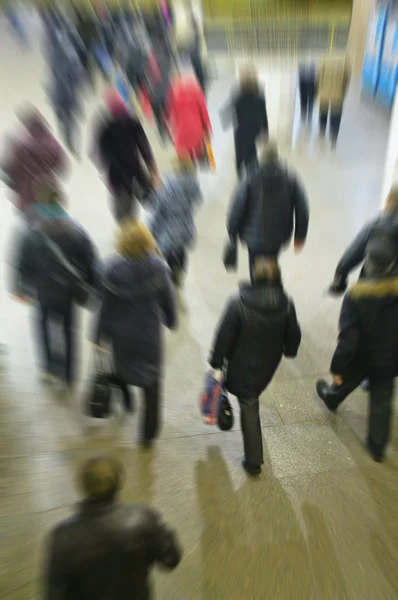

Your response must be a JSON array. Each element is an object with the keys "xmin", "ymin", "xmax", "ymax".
[
  {"xmin": 86, "ymin": 351, "xmax": 113, "ymax": 419},
  {"xmin": 223, "ymin": 240, "xmax": 238, "ymax": 271},
  {"xmin": 217, "ymin": 390, "xmax": 234, "ymax": 431}
]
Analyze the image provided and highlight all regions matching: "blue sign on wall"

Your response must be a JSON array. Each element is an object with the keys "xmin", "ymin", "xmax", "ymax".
[
  {"xmin": 362, "ymin": 2, "xmax": 390, "ymax": 97},
  {"xmin": 376, "ymin": 12, "xmax": 398, "ymax": 107}
]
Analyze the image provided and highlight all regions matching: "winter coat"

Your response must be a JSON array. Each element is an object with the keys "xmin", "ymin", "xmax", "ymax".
[
  {"xmin": 96, "ymin": 113, "xmax": 155, "ymax": 191},
  {"xmin": 167, "ymin": 76, "xmax": 211, "ymax": 158},
  {"xmin": 331, "ymin": 276, "xmax": 398, "ymax": 379},
  {"xmin": 1, "ymin": 126, "xmax": 67, "ymax": 213},
  {"xmin": 227, "ymin": 157, "xmax": 309, "ymax": 254},
  {"xmin": 11, "ymin": 209, "xmax": 99, "ymax": 309},
  {"xmin": 220, "ymin": 89, "xmax": 268, "ymax": 160},
  {"xmin": 317, "ymin": 57, "xmax": 350, "ymax": 110},
  {"xmin": 148, "ymin": 172, "xmax": 203, "ymax": 257},
  {"xmin": 336, "ymin": 211, "xmax": 398, "ymax": 281},
  {"xmin": 209, "ymin": 281, "xmax": 301, "ymax": 399},
  {"xmin": 48, "ymin": 28, "xmax": 84, "ymax": 111},
  {"xmin": 44, "ymin": 500, "xmax": 182, "ymax": 600},
  {"xmin": 96, "ymin": 254, "xmax": 176, "ymax": 387}
]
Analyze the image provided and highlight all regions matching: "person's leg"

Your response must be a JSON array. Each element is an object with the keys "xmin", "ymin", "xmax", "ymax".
[
  {"xmin": 367, "ymin": 379, "xmax": 395, "ymax": 461},
  {"xmin": 37, "ymin": 302, "xmax": 52, "ymax": 376},
  {"xmin": 245, "ymin": 152, "xmax": 259, "ymax": 176},
  {"xmin": 239, "ymin": 396, "xmax": 263, "ymax": 472},
  {"xmin": 248, "ymin": 251, "xmax": 257, "ymax": 283},
  {"xmin": 307, "ymin": 83, "xmax": 316, "ymax": 119},
  {"xmin": 108, "ymin": 374, "xmax": 134, "ymax": 412},
  {"xmin": 330, "ymin": 109, "xmax": 343, "ymax": 143},
  {"xmin": 319, "ymin": 104, "xmax": 328, "ymax": 134},
  {"xmin": 63, "ymin": 300, "xmax": 76, "ymax": 386},
  {"xmin": 316, "ymin": 368, "xmax": 365, "ymax": 411},
  {"xmin": 299, "ymin": 80, "xmax": 308, "ymax": 119},
  {"xmin": 111, "ymin": 185, "xmax": 133, "ymax": 223},
  {"xmin": 141, "ymin": 383, "xmax": 161, "ymax": 443}
]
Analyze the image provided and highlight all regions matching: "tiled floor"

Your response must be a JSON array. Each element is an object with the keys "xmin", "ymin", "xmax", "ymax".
[{"xmin": 1, "ymin": 20, "xmax": 398, "ymax": 600}]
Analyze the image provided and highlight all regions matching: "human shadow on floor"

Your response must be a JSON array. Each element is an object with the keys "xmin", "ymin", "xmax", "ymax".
[{"xmin": 194, "ymin": 446, "xmax": 313, "ymax": 599}]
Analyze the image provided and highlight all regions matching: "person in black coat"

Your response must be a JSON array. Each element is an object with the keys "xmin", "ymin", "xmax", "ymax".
[
  {"xmin": 95, "ymin": 220, "xmax": 176, "ymax": 444},
  {"xmin": 11, "ymin": 177, "xmax": 100, "ymax": 388},
  {"xmin": 225, "ymin": 142, "xmax": 310, "ymax": 281},
  {"xmin": 220, "ymin": 69, "xmax": 268, "ymax": 178},
  {"xmin": 329, "ymin": 185, "xmax": 398, "ymax": 294},
  {"xmin": 317, "ymin": 237, "xmax": 398, "ymax": 462},
  {"xmin": 44, "ymin": 454, "xmax": 182, "ymax": 600},
  {"xmin": 209, "ymin": 258, "xmax": 301, "ymax": 476},
  {"xmin": 93, "ymin": 89, "xmax": 160, "ymax": 222}
]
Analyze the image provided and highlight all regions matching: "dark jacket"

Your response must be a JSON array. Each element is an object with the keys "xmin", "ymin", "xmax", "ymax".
[
  {"xmin": 12, "ymin": 210, "xmax": 99, "ymax": 309},
  {"xmin": 97, "ymin": 113, "xmax": 155, "ymax": 191},
  {"xmin": 227, "ymin": 158, "xmax": 310, "ymax": 254},
  {"xmin": 331, "ymin": 276, "xmax": 398, "ymax": 379},
  {"xmin": 96, "ymin": 254, "xmax": 176, "ymax": 387},
  {"xmin": 336, "ymin": 212, "xmax": 398, "ymax": 281},
  {"xmin": 220, "ymin": 89, "xmax": 268, "ymax": 156},
  {"xmin": 44, "ymin": 500, "xmax": 182, "ymax": 600},
  {"xmin": 209, "ymin": 281, "xmax": 301, "ymax": 398}
]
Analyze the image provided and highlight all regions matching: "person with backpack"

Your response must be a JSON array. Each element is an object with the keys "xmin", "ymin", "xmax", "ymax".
[
  {"xmin": 317, "ymin": 237, "xmax": 398, "ymax": 462},
  {"xmin": 208, "ymin": 258, "xmax": 301, "ymax": 476},
  {"xmin": 10, "ymin": 178, "xmax": 100, "ymax": 389},
  {"xmin": 44, "ymin": 454, "xmax": 182, "ymax": 600},
  {"xmin": 329, "ymin": 185, "xmax": 398, "ymax": 294}
]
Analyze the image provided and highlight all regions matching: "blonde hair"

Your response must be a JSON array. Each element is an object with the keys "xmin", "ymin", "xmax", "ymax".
[
  {"xmin": 252, "ymin": 257, "xmax": 281, "ymax": 282},
  {"xmin": 117, "ymin": 219, "xmax": 157, "ymax": 258},
  {"xmin": 79, "ymin": 454, "xmax": 124, "ymax": 502},
  {"xmin": 239, "ymin": 67, "xmax": 260, "ymax": 94},
  {"xmin": 386, "ymin": 185, "xmax": 398, "ymax": 212}
]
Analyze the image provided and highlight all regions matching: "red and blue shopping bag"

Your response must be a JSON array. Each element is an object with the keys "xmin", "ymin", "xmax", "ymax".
[{"xmin": 200, "ymin": 371, "xmax": 223, "ymax": 425}]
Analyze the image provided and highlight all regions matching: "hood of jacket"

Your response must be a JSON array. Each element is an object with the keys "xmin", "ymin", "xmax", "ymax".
[
  {"xmin": 239, "ymin": 281, "xmax": 287, "ymax": 314},
  {"xmin": 104, "ymin": 254, "xmax": 165, "ymax": 299}
]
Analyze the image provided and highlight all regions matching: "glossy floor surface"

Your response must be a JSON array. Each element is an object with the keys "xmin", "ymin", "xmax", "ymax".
[{"xmin": 1, "ymin": 18, "xmax": 398, "ymax": 600}]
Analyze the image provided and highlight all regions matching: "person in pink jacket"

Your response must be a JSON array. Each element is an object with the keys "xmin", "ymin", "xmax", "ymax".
[{"xmin": 166, "ymin": 73, "xmax": 212, "ymax": 160}]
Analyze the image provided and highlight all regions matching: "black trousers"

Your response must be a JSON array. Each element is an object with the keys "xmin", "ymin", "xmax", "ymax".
[
  {"xmin": 323, "ymin": 369, "xmax": 395, "ymax": 456},
  {"xmin": 164, "ymin": 248, "xmax": 187, "ymax": 286},
  {"xmin": 108, "ymin": 374, "xmax": 133, "ymax": 412},
  {"xmin": 319, "ymin": 104, "xmax": 343, "ymax": 141},
  {"xmin": 111, "ymin": 170, "xmax": 151, "ymax": 223},
  {"xmin": 299, "ymin": 79, "xmax": 316, "ymax": 120},
  {"xmin": 110, "ymin": 379, "xmax": 161, "ymax": 441},
  {"xmin": 236, "ymin": 149, "xmax": 259, "ymax": 180},
  {"xmin": 37, "ymin": 300, "xmax": 76, "ymax": 384},
  {"xmin": 238, "ymin": 397, "xmax": 264, "ymax": 467}
]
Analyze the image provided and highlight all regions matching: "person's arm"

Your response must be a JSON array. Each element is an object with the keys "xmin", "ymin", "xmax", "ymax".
[
  {"xmin": 159, "ymin": 266, "xmax": 177, "ymax": 330},
  {"xmin": 226, "ymin": 179, "xmax": 249, "ymax": 244},
  {"xmin": 260, "ymin": 95, "xmax": 268, "ymax": 135},
  {"xmin": 134, "ymin": 120, "xmax": 158, "ymax": 177},
  {"xmin": 44, "ymin": 527, "xmax": 68, "ymax": 600},
  {"xmin": 335, "ymin": 221, "xmax": 374, "ymax": 282},
  {"xmin": 330, "ymin": 294, "xmax": 359, "ymax": 378},
  {"xmin": 148, "ymin": 508, "xmax": 182, "ymax": 570},
  {"xmin": 291, "ymin": 175, "xmax": 309, "ymax": 250},
  {"xmin": 283, "ymin": 300, "xmax": 301, "ymax": 357},
  {"xmin": 208, "ymin": 298, "xmax": 240, "ymax": 370},
  {"xmin": 10, "ymin": 231, "xmax": 37, "ymax": 299}
]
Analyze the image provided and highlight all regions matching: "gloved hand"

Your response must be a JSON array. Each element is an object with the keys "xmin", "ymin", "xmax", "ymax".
[
  {"xmin": 328, "ymin": 276, "xmax": 347, "ymax": 296},
  {"xmin": 223, "ymin": 240, "xmax": 238, "ymax": 271}
]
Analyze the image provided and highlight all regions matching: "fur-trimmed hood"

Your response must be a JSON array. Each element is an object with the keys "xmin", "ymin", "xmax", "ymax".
[{"xmin": 349, "ymin": 277, "xmax": 398, "ymax": 299}]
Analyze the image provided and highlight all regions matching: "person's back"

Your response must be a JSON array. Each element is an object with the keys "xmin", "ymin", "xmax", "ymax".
[
  {"xmin": 234, "ymin": 89, "xmax": 267, "ymax": 138},
  {"xmin": 45, "ymin": 455, "xmax": 181, "ymax": 600}
]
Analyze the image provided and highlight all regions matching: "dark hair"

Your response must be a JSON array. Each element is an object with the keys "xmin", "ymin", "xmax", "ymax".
[{"xmin": 79, "ymin": 454, "xmax": 124, "ymax": 502}]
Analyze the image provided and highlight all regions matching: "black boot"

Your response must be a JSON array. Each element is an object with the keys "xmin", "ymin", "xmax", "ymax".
[{"xmin": 316, "ymin": 380, "xmax": 337, "ymax": 412}]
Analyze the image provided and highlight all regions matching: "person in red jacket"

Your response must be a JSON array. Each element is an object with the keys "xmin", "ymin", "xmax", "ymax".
[{"xmin": 166, "ymin": 72, "xmax": 211, "ymax": 160}]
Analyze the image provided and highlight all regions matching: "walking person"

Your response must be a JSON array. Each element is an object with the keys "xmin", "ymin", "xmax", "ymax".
[
  {"xmin": 220, "ymin": 69, "xmax": 268, "ymax": 178},
  {"xmin": 71, "ymin": 2, "xmax": 100, "ymax": 88},
  {"xmin": 94, "ymin": 220, "xmax": 176, "ymax": 444},
  {"xmin": 93, "ymin": 88, "xmax": 160, "ymax": 222},
  {"xmin": 10, "ymin": 178, "xmax": 100, "ymax": 388},
  {"xmin": 298, "ymin": 62, "xmax": 317, "ymax": 122},
  {"xmin": 148, "ymin": 155, "xmax": 203, "ymax": 307},
  {"xmin": 209, "ymin": 258, "xmax": 301, "ymax": 476},
  {"xmin": 317, "ymin": 56, "xmax": 350, "ymax": 145},
  {"xmin": 44, "ymin": 453, "xmax": 182, "ymax": 600},
  {"xmin": 224, "ymin": 142, "xmax": 309, "ymax": 281},
  {"xmin": 329, "ymin": 185, "xmax": 398, "ymax": 294},
  {"xmin": 316, "ymin": 237, "xmax": 398, "ymax": 462},
  {"xmin": 1, "ymin": 107, "xmax": 68, "ymax": 218}
]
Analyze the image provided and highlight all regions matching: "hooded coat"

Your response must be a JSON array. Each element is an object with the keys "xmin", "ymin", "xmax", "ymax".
[
  {"xmin": 148, "ymin": 172, "xmax": 203, "ymax": 256},
  {"xmin": 209, "ymin": 281, "xmax": 301, "ymax": 399},
  {"xmin": 96, "ymin": 255, "xmax": 176, "ymax": 387},
  {"xmin": 167, "ymin": 76, "xmax": 211, "ymax": 158}
]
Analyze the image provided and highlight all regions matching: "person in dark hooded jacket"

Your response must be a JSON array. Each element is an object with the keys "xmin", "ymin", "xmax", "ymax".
[
  {"xmin": 317, "ymin": 237, "xmax": 398, "ymax": 462},
  {"xmin": 209, "ymin": 258, "xmax": 301, "ymax": 476},
  {"xmin": 95, "ymin": 220, "xmax": 176, "ymax": 444},
  {"xmin": 44, "ymin": 454, "xmax": 182, "ymax": 600},
  {"xmin": 329, "ymin": 185, "xmax": 398, "ymax": 294},
  {"xmin": 220, "ymin": 69, "xmax": 268, "ymax": 178},
  {"xmin": 225, "ymin": 142, "xmax": 309, "ymax": 281}
]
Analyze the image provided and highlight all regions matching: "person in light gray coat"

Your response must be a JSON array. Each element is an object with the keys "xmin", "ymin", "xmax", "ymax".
[
  {"xmin": 148, "ymin": 155, "xmax": 203, "ymax": 298},
  {"xmin": 95, "ymin": 220, "xmax": 176, "ymax": 445},
  {"xmin": 225, "ymin": 142, "xmax": 309, "ymax": 281}
]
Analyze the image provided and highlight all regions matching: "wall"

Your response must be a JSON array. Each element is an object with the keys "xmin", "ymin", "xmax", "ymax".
[
  {"xmin": 346, "ymin": 0, "xmax": 374, "ymax": 75},
  {"xmin": 382, "ymin": 89, "xmax": 398, "ymax": 202}
]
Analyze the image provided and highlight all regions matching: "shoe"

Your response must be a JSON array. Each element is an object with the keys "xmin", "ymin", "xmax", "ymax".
[
  {"xmin": 366, "ymin": 442, "xmax": 385, "ymax": 463},
  {"xmin": 316, "ymin": 380, "xmax": 337, "ymax": 412},
  {"xmin": 242, "ymin": 460, "xmax": 261, "ymax": 477}
]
